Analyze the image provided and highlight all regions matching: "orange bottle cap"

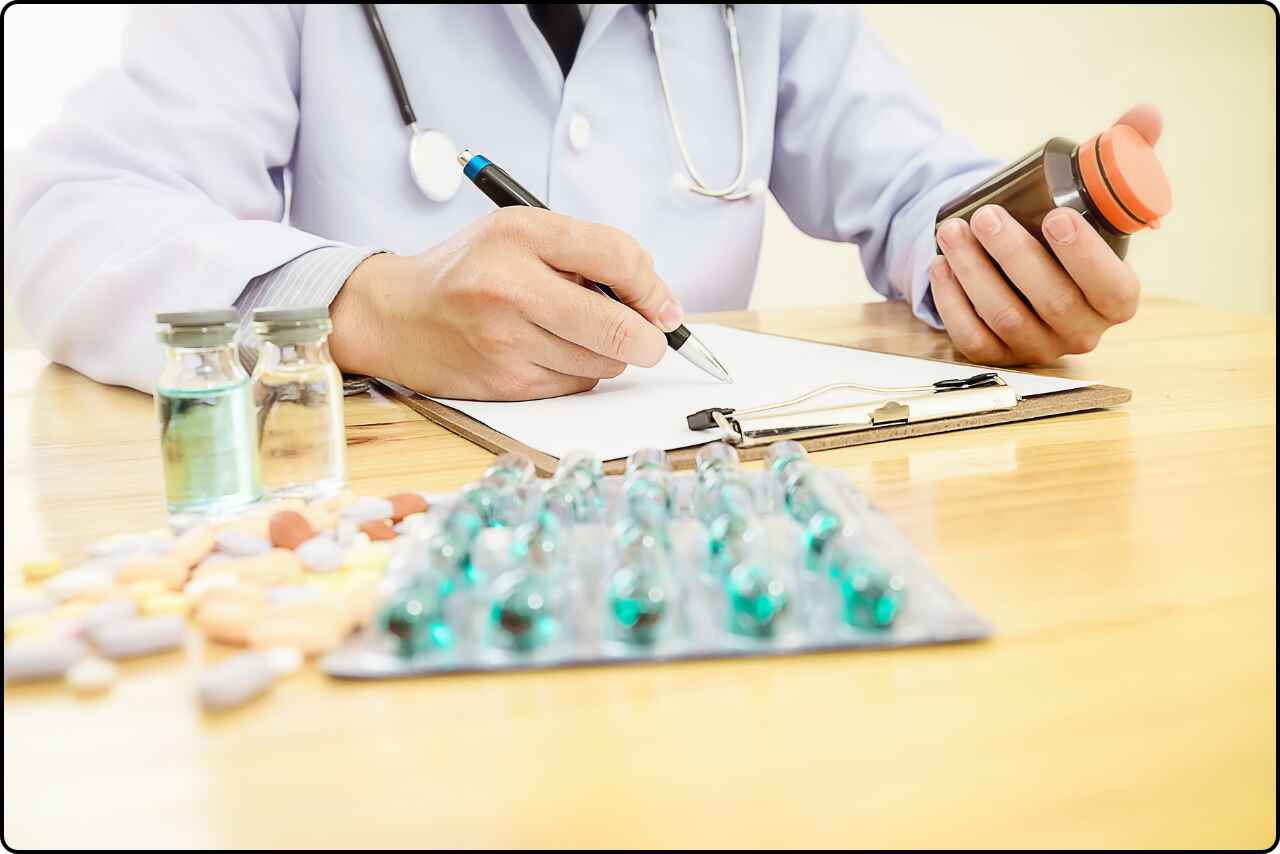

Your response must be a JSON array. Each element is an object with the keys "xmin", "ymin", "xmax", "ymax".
[{"xmin": 1078, "ymin": 125, "xmax": 1172, "ymax": 234}]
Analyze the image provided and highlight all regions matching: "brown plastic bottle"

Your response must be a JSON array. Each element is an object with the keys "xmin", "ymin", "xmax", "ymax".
[{"xmin": 936, "ymin": 125, "xmax": 1172, "ymax": 260}]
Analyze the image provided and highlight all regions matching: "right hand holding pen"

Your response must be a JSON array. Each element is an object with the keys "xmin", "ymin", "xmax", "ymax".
[{"xmin": 328, "ymin": 208, "xmax": 685, "ymax": 400}]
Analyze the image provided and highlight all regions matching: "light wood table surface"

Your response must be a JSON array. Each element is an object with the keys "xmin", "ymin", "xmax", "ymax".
[{"xmin": 4, "ymin": 298, "xmax": 1275, "ymax": 848}]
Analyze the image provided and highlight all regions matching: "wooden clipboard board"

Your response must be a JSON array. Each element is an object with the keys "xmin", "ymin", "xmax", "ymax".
[{"xmin": 374, "ymin": 371, "xmax": 1131, "ymax": 477}]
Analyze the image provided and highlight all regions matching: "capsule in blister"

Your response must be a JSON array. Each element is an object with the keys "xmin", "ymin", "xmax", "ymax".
[
  {"xmin": 825, "ymin": 536, "xmax": 906, "ymax": 630},
  {"xmin": 510, "ymin": 512, "xmax": 568, "ymax": 579},
  {"xmin": 725, "ymin": 560, "xmax": 790, "ymax": 639},
  {"xmin": 607, "ymin": 561, "xmax": 673, "ymax": 645},
  {"xmin": 626, "ymin": 447, "xmax": 671, "ymax": 477},
  {"xmin": 553, "ymin": 451, "xmax": 606, "ymax": 520},
  {"xmin": 764, "ymin": 440, "xmax": 809, "ymax": 479},
  {"xmin": 539, "ymin": 477, "xmax": 599, "ymax": 525},
  {"xmin": 378, "ymin": 572, "xmax": 452, "ymax": 655},
  {"xmin": 483, "ymin": 452, "xmax": 536, "ymax": 492},
  {"xmin": 706, "ymin": 511, "xmax": 763, "ymax": 579},
  {"xmin": 780, "ymin": 465, "xmax": 854, "ymax": 574},
  {"xmin": 488, "ymin": 570, "xmax": 555, "ymax": 651},
  {"xmin": 694, "ymin": 442, "xmax": 739, "ymax": 483},
  {"xmin": 460, "ymin": 481, "xmax": 519, "ymax": 528}
]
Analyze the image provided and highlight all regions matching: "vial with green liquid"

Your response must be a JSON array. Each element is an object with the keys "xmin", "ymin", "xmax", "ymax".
[{"xmin": 154, "ymin": 310, "xmax": 261, "ymax": 515}]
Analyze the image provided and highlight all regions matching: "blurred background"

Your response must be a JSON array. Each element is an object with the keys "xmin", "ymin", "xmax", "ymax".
[{"xmin": 4, "ymin": 4, "xmax": 1276, "ymax": 350}]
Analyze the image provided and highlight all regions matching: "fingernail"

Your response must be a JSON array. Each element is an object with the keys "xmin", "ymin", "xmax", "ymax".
[
  {"xmin": 972, "ymin": 206, "xmax": 1004, "ymax": 237},
  {"xmin": 657, "ymin": 298, "xmax": 684, "ymax": 332},
  {"xmin": 1044, "ymin": 210, "xmax": 1077, "ymax": 244},
  {"xmin": 928, "ymin": 256, "xmax": 949, "ymax": 281},
  {"xmin": 937, "ymin": 219, "xmax": 964, "ymax": 250}
]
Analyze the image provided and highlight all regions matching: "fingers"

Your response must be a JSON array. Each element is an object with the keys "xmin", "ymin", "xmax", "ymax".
[
  {"xmin": 928, "ymin": 256, "xmax": 1014, "ymax": 365},
  {"xmin": 487, "ymin": 207, "xmax": 684, "ymax": 332},
  {"xmin": 1041, "ymin": 208, "xmax": 1140, "ymax": 324},
  {"xmin": 1115, "ymin": 103, "xmax": 1162, "ymax": 145},
  {"xmin": 936, "ymin": 217, "xmax": 1063, "ymax": 365},
  {"xmin": 525, "ymin": 323, "xmax": 627, "ymax": 380},
  {"xmin": 968, "ymin": 205, "xmax": 1109, "ymax": 355},
  {"xmin": 521, "ymin": 269, "xmax": 668, "ymax": 367}
]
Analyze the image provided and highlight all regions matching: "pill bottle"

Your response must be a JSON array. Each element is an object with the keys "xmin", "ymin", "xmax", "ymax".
[
  {"xmin": 936, "ymin": 124, "xmax": 1172, "ymax": 260},
  {"xmin": 155, "ymin": 310, "xmax": 262, "ymax": 515},
  {"xmin": 251, "ymin": 306, "xmax": 347, "ymax": 499}
]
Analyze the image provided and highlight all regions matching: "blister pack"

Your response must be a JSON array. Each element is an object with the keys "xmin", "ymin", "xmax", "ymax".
[{"xmin": 321, "ymin": 442, "xmax": 990, "ymax": 679}]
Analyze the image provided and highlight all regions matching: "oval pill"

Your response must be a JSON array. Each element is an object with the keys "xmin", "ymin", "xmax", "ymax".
[
  {"xmin": 89, "ymin": 615, "xmax": 186, "ymax": 659},
  {"xmin": 139, "ymin": 592, "xmax": 191, "ymax": 617},
  {"xmin": 387, "ymin": 493, "xmax": 429, "ymax": 523},
  {"xmin": 4, "ymin": 635, "xmax": 87, "ymax": 683},
  {"xmin": 66, "ymin": 657, "xmax": 118, "ymax": 695},
  {"xmin": 43, "ymin": 565, "xmax": 115, "ymax": 603},
  {"xmin": 21, "ymin": 557, "xmax": 63, "ymax": 583},
  {"xmin": 295, "ymin": 536, "xmax": 343, "ymax": 573},
  {"xmin": 196, "ymin": 597, "xmax": 266, "ymax": 646},
  {"xmin": 269, "ymin": 511, "xmax": 315, "ymax": 550},
  {"xmin": 116, "ymin": 555, "xmax": 188, "ymax": 591},
  {"xmin": 198, "ymin": 651, "xmax": 275, "ymax": 712},
  {"xmin": 264, "ymin": 646, "xmax": 303, "ymax": 678},
  {"xmin": 340, "ymin": 497, "xmax": 394, "ymax": 524},
  {"xmin": 214, "ymin": 529, "xmax": 272, "ymax": 557},
  {"xmin": 358, "ymin": 519, "xmax": 396, "ymax": 542}
]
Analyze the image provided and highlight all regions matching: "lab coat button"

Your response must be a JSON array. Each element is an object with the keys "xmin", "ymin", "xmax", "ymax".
[{"xmin": 568, "ymin": 114, "xmax": 591, "ymax": 152}]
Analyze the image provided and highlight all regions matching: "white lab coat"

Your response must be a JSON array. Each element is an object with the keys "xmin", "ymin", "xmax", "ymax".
[{"xmin": 4, "ymin": 4, "xmax": 996, "ymax": 393}]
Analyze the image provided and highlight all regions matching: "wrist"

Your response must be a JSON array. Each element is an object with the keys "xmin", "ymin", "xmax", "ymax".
[{"xmin": 329, "ymin": 251, "xmax": 404, "ymax": 379}]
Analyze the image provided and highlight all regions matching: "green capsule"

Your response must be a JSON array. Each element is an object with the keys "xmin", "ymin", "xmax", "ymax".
[
  {"xmin": 378, "ymin": 575, "xmax": 451, "ymax": 655},
  {"xmin": 607, "ymin": 563, "xmax": 671, "ymax": 645},
  {"xmin": 483, "ymin": 452, "xmax": 536, "ymax": 492},
  {"xmin": 510, "ymin": 513, "xmax": 566, "ymax": 576},
  {"xmin": 624, "ymin": 471, "xmax": 673, "ymax": 525},
  {"xmin": 725, "ymin": 562, "xmax": 789, "ymax": 638},
  {"xmin": 461, "ymin": 482, "xmax": 517, "ymax": 528},
  {"xmin": 764, "ymin": 440, "xmax": 809, "ymax": 480},
  {"xmin": 837, "ymin": 565, "xmax": 906, "ymax": 630},
  {"xmin": 540, "ymin": 478, "xmax": 597, "ymax": 524},
  {"xmin": 488, "ymin": 571, "xmax": 555, "ymax": 651},
  {"xmin": 706, "ymin": 511, "xmax": 759, "ymax": 578}
]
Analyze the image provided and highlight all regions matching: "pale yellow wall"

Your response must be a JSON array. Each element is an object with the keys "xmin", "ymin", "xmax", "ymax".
[{"xmin": 752, "ymin": 3, "xmax": 1278, "ymax": 315}]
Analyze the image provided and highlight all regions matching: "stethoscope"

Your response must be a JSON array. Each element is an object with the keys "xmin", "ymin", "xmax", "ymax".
[{"xmin": 360, "ymin": 3, "xmax": 760, "ymax": 204}]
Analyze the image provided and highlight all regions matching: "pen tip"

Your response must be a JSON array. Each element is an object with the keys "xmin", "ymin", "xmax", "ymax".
[{"xmin": 457, "ymin": 149, "xmax": 472, "ymax": 167}]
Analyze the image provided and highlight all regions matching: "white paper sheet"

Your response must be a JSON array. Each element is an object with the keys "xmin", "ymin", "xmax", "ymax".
[{"xmin": 426, "ymin": 324, "xmax": 1096, "ymax": 462}]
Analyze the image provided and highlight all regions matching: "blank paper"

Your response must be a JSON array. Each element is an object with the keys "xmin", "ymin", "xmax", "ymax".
[{"xmin": 425, "ymin": 324, "xmax": 1095, "ymax": 462}]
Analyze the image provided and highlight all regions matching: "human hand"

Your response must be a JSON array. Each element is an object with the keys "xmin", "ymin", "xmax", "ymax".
[
  {"xmin": 328, "ymin": 208, "xmax": 683, "ymax": 400},
  {"xmin": 929, "ymin": 104, "xmax": 1163, "ymax": 366}
]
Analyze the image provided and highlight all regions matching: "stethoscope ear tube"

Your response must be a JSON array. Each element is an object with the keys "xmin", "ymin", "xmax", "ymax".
[{"xmin": 362, "ymin": 3, "xmax": 417, "ymax": 128}]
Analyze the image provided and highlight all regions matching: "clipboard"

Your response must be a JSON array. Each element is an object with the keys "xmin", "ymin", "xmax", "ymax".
[{"xmin": 374, "ymin": 345, "xmax": 1130, "ymax": 476}]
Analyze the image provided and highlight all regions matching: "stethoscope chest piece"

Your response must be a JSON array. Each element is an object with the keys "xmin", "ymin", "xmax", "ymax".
[{"xmin": 409, "ymin": 128, "xmax": 463, "ymax": 202}]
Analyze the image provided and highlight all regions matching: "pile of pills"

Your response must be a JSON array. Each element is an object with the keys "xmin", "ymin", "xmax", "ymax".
[{"xmin": 4, "ymin": 489, "xmax": 428, "ymax": 710}]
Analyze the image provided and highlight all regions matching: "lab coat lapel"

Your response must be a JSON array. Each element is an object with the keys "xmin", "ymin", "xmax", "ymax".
[
  {"xmin": 576, "ymin": 4, "xmax": 627, "ymax": 59},
  {"xmin": 500, "ymin": 4, "xmax": 568, "ymax": 103}
]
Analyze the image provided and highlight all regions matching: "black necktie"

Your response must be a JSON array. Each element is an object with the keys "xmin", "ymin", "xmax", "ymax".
[{"xmin": 527, "ymin": 4, "xmax": 585, "ymax": 77}]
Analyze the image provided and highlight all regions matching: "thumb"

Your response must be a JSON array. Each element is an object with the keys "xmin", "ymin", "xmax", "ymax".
[{"xmin": 1115, "ymin": 103, "xmax": 1163, "ymax": 146}]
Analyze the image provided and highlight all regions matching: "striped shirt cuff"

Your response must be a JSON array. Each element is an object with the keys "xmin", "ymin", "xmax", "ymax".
[{"xmin": 233, "ymin": 245, "xmax": 378, "ymax": 372}]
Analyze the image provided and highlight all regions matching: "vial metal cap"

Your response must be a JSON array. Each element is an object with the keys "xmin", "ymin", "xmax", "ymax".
[
  {"xmin": 156, "ymin": 309, "xmax": 237, "ymax": 347},
  {"xmin": 252, "ymin": 305, "xmax": 333, "ymax": 343},
  {"xmin": 156, "ymin": 309, "xmax": 236, "ymax": 327}
]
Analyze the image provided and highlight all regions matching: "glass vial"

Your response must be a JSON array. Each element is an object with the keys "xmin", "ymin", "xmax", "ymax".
[
  {"xmin": 937, "ymin": 125, "xmax": 1172, "ymax": 260},
  {"xmin": 251, "ymin": 307, "xmax": 346, "ymax": 500},
  {"xmin": 155, "ymin": 310, "xmax": 261, "ymax": 515}
]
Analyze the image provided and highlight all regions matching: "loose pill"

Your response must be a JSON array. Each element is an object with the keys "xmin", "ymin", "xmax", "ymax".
[
  {"xmin": 214, "ymin": 529, "xmax": 272, "ymax": 557},
  {"xmin": 387, "ymin": 493, "xmax": 429, "ymax": 523},
  {"xmin": 358, "ymin": 519, "xmax": 396, "ymax": 541},
  {"xmin": 264, "ymin": 645, "xmax": 303, "ymax": 678},
  {"xmin": 89, "ymin": 615, "xmax": 186, "ymax": 659},
  {"xmin": 43, "ymin": 565, "xmax": 115, "ymax": 603},
  {"xmin": 342, "ymin": 543, "xmax": 392, "ymax": 574},
  {"xmin": 4, "ymin": 613, "xmax": 53, "ymax": 642},
  {"xmin": 116, "ymin": 555, "xmax": 188, "ymax": 591},
  {"xmin": 81, "ymin": 598, "xmax": 137, "ymax": 634},
  {"xmin": 86, "ymin": 533, "xmax": 170, "ymax": 559},
  {"xmin": 170, "ymin": 526, "xmax": 217, "ymax": 568},
  {"xmin": 295, "ymin": 536, "xmax": 343, "ymax": 573},
  {"xmin": 184, "ymin": 573, "xmax": 242, "ymax": 602},
  {"xmin": 66, "ymin": 657, "xmax": 118, "ymax": 695},
  {"xmin": 196, "ymin": 597, "xmax": 266, "ymax": 646},
  {"xmin": 139, "ymin": 592, "xmax": 192, "ymax": 617},
  {"xmin": 4, "ymin": 635, "xmax": 87, "ymax": 683},
  {"xmin": 4, "ymin": 588, "xmax": 53, "ymax": 623},
  {"xmin": 269, "ymin": 511, "xmax": 315, "ymax": 550},
  {"xmin": 247, "ymin": 598, "xmax": 349, "ymax": 656},
  {"xmin": 21, "ymin": 557, "xmax": 63, "ymax": 583},
  {"xmin": 198, "ymin": 651, "xmax": 276, "ymax": 712},
  {"xmin": 340, "ymin": 496, "xmax": 395, "ymax": 524}
]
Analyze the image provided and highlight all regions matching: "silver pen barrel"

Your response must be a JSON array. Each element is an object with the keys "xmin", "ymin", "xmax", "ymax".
[{"xmin": 674, "ymin": 329, "xmax": 733, "ymax": 384}]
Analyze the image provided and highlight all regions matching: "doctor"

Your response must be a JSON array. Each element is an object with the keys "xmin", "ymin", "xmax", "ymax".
[{"xmin": 6, "ymin": 4, "xmax": 1158, "ymax": 399}]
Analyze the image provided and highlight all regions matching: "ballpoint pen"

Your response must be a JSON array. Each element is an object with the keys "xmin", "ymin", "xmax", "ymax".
[{"xmin": 457, "ymin": 149, "xmax": 733, "ymax": 384}]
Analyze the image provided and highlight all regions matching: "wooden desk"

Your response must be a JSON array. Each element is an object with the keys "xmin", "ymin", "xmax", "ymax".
[{"xmin": 4, "ymin": 299, "xmax": 1275, "ymax": 848}]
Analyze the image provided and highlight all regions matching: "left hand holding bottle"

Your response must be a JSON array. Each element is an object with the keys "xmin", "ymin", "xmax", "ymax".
[{"xmin": 929, "ymin": 103, "xmax": 1162, "ymax": 366}]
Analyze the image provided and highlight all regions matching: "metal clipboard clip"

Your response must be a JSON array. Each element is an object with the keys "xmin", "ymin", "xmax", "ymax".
[{"xmin": 685, "ymin": 373, "xmax": 1018, "ymax": 448}]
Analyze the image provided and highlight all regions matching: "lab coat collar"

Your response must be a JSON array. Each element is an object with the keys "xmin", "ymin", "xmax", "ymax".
[{"xmin": 500, "ymin": 4, "xmax": 628, "ymax": 103}]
